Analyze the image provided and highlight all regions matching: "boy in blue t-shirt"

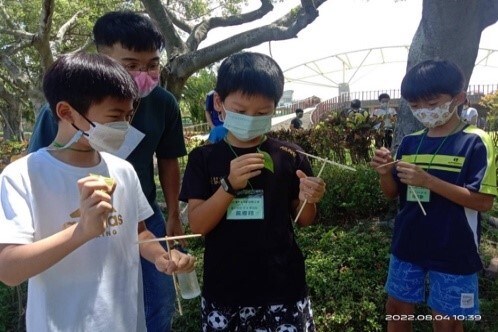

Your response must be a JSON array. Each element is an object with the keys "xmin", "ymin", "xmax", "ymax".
[{"xmin": 371, "ymin": 59, "xmax": 497, "ymax": 332}]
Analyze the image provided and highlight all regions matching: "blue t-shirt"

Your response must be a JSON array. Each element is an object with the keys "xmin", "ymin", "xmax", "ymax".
[
  {"xmin": 28, "ymin": 86, "xmax": 187, "ymax": 205},
  {"xmin": 392, "ymin": 125, "xmax": 497, "ymax": 274}
]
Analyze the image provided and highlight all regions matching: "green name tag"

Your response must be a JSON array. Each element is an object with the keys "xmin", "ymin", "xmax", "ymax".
[
  {"xmin": 227, "ymin": 189, "xmax": 264, "ymax": 220},
  {"xmin": 407, "ymin": 185, "xmax": 431, "ymax": 202}
]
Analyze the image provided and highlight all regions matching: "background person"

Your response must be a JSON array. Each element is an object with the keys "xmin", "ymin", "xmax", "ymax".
[
  {"xmin": 462, "ymin": 99, "xmax": 478, "ymax": 126},
  {"xmin": 290, "ymin": 108, "xmax": 304, "ymax": 130},
  {"xmin": 372, "ymin": 93, "xmax": 397, "ymax": 148},
  {"xmin": 26, "ymin": 11, "xmax": 186, "ymax": 332},
  {"xmin": 205, "ymin": 90, "xmax": 228, "ymax": 144}
]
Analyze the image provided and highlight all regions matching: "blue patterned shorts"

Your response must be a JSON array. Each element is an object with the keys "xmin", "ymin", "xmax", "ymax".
[{"xmin": 385, "ymin": 254, "xmax": 479, "ymax": 316}]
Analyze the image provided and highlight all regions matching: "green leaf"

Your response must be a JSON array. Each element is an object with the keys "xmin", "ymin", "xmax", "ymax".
[{"xmin": 257, "ymin": 148, "xmax": 274, "ymax": 173}]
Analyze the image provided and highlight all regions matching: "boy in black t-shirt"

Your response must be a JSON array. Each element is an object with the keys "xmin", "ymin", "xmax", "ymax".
[
  {"xmin": 290, "ymin": 108, "xmax": 304, "ymax": 130},
  {"xmin": 180, "ymin": 52, "xmax": 326, "ymax": 332}
]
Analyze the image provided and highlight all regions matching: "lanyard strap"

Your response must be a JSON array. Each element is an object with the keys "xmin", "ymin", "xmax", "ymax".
[{"xmin": 414, "ymin": 121, "xmax": 463, "ymax": 170}]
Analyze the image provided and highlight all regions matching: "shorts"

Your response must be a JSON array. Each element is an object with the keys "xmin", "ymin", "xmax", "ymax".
[
  {"xmin": 201, "ymin": 296, "xmax": 315, "ymax": 332},
  {"xmin": 385, "ymin": 254, "xmax": 479, "ymax": 316}
]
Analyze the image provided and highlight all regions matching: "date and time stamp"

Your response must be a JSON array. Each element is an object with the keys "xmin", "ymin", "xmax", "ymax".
[{"xmin": 385, "ymin": 314, "xmax": 482, "ymax": 321}]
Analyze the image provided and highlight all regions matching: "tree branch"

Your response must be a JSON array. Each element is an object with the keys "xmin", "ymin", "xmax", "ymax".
[
  {"xmin": 166, "ymin": 7, "xmax": 192, "ymax": 34},
  {"xmin": 186, "ymin": 0, "xmax": 274, "ymax": 51},
  {"xmin": 0, "ymin": 2, "xmax": 17, "ymax": 30},
  {"xmin": 141, "ymin": 0, "xmax": 186, "ymax": 59},
  {"xmin": 184, "ymin": 0, "xmax": 325, "ymax": 73},
  {"xmin": 52, "ymin": 10, "xmax": 84, "ymax": 53}
]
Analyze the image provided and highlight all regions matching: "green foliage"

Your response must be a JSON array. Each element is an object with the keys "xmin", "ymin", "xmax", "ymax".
[
  {"xmin": 267, "ymin": 128, "xmax": 317, "ymax": 156},
  {"xmin": 181, "ymin": 68, "xmax": 217, "ymax": 123},
  {"xmin": 0, "ymin": 140, "xmax": 27, "ymax": 172},
  {"xmin": 297, "ymin": 224, "xmax": 390, "ymax": 332},
  {"xmin": 318, "ymin": 164, "xmax": 391, "ymax": 225},
  {"xmin": 0, "ymin": 284, "xmax": 26, "ymax": 332}
]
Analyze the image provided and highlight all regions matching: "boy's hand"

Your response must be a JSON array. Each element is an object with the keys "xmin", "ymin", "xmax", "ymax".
[
  {"xmin": 227, "ymin": 153, "xmax": 265, "ymax": 190},
  {"xmin": 154, "ymin": 249, "xmax": 196, "ymax": 275},
  {"xmin": 396, "ymin": 161, "xmax": 430, "ymax": 187},
  {"xmin": 76, "ymin": 176, "xmax": 114, "ymax": 239},
  {"xmin": 370, "ymin": 147, "xmax": 394, "ymax": 175},
  {"xmin": 296, "ymin": 170, "xmax": 326, "ymax": 203}
]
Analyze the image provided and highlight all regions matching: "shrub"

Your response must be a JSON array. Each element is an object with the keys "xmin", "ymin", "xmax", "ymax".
[{"xmin": 317, "ymin": 164, "xmax": 391, "ymax": 225}]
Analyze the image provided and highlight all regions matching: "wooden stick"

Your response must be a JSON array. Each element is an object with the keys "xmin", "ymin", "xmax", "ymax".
[
  {"xmin": 408, "ymin": 186, "xmax": 427, "ymax": 216},
  {"xmin": 137, "ymin": 234, "xmax": 202, "ymax": 244},
  {"xmin": 376, "ymin": 160, "xmax": 399, "ymax": 169},
  {"xmin": 165, "ymin": 239, "xmax": 183, "ymax": 316},
  {"xmin": 294, "ymin": 161, "xmax": 327, "ymax": 223},
  {"xmin": 296, "ymin": 150, "xmax": 356, "ymax": 172}
]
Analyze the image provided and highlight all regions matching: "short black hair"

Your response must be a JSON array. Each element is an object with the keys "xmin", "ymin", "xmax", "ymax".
[
  {"xmin": 401, "ymin": 59, "xmax": 465, "ymax": 102},
  {"xmin": 295, "ymin": 108, "xmax": 304, "ymax": 114},
  {"xmin": 43, "ymin": 52, "xmax": 138, "ymax": 119},
  {"xmin": 350, "ymin": 99, "xmax": 361, "ymax": 109},
  {"xmin": 93, "ymin": 11, "xmax": 165, "ymax": 52},
  {"xmin": 378, "ymin": 93, "xmax": 390, "ymax": 102},
  {"xmin": 215, "ymin": 52, "xmax": 284, "ymax": 107}
]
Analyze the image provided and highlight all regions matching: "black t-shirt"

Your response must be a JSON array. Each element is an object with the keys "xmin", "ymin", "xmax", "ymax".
[
  {"xmin": 179, "ymin": 137, "xmax": 313, "ymax": 306},
  {"xmin": 291, "ymin": 117, "xmax": 303, "ymax": 129}
]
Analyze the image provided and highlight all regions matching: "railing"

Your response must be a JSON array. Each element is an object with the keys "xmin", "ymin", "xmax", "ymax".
[{"xmin": 311, "ymin": 84, "xmax": 498, "ymax": 125}]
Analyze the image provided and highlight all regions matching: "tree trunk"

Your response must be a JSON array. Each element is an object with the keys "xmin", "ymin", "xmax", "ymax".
[{"xmin": 394, "ymin": 0, "xmax": 498, "ymax": 149}]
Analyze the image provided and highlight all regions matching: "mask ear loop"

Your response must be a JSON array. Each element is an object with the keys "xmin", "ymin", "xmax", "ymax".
[{"xmin": 70, "ymin": 112, "xmax": 96, "ymax": 137}]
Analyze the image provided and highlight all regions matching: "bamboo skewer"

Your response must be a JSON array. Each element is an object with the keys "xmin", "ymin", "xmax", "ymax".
[
  {"xmin": 296, "ymin": 150, "xmax": 356, "ymax": 172},
  {"xmin": 165, "ymin": 240, "xmax": 183, "ymax": 316},
  {"xmin": 408, "ymin": 186, "xmax": 427, "ymax": 216},
  {"xmin": 375, "ymin": 159, "xmax": 400, "ymax": 169},
  {"xmin": 136, "ymin": 234, "xmax": 202, "ymax": 244}
]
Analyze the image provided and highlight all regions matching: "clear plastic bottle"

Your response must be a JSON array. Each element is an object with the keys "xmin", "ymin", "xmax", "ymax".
[{"xmin": 174, "ymin": 245, "xmax": 201, "ymax": 299}]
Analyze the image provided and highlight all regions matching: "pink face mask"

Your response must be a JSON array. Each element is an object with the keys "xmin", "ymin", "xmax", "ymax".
[{"xmin": 130, "ymin": 71, "xmax": 160, "ymax": 98}]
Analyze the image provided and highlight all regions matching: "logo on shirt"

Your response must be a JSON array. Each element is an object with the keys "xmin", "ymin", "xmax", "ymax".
[{"xmin": 63, "ymin": 207, "xmax": 124, "ymax": 237}]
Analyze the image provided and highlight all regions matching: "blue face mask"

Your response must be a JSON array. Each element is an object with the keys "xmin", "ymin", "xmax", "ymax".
[{"xmin": 222, "ymin": 107, "xmax": 273, "ymax": 142}]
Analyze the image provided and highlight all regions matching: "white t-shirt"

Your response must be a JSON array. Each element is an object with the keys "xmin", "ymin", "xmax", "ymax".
[
  {"xmin": 373, "ymin": 107, "xmax": 397, "ymax": 129},
  {"xmin": 462, "ymin": 107, "xmax": 478, "ymax": 124},
  {"xmin": 0, "ymin": 149, "xmax": 153, "ymax": 332}
]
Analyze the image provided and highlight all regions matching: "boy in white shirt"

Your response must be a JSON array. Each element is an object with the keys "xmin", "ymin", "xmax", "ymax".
[{"xmin": 0, "ymin": 52, "xmax": 194, "ymax": 332}]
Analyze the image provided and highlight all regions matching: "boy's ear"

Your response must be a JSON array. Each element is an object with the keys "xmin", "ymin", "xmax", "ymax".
[
  {"xmin": 55, "ymin": 101, "xmax": 77, "ymax": 124},
  {"xmin": 213, "ymin": 92, "xmax": 223, "ymax": 113}
]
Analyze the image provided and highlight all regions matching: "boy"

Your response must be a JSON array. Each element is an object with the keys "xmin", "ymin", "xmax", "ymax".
[
  {"xmin": 0, "ymin": 52, "xmax": 194, "ymax": 331},
  {"xmin": 27, "ymin": 11, "xmax": 186, "ymax": 331},
  {"xmin": 371, "ymin": 59, "xmax": 497, "ymax": 332},
  {"xmin": 180, "ymin": 52, "xmax": 326, "ymax": 332},
  {"xmin": 372, "ymin": 93, "xmax": 397, "ymax": 148},
  {"xmin": 290, "ymin": 108, "xmax": 304, "ymax": 130}
]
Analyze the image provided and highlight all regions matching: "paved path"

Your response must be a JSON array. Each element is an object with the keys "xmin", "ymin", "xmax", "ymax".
[{"xmin": 270, "ymin": 107, "xmax": 314, "ymax": 131}]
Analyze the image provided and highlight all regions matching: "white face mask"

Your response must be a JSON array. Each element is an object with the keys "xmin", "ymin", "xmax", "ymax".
[
  {"xmin": 411, "ymin": 101, "xmax": 455, "ymax": 129},
  {"xmin": 84, "ymin": 121, "xmax": 130, "ymax": 153},
  {"xmin": 222, "ymin": 108, "xmax": 272, "ymax": 142}
]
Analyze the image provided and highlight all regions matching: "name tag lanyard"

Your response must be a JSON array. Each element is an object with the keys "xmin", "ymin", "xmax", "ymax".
[
  {"xmin": 410, "ymin": 121, "xmax": 462, "ymax": 214},
  {"xmin": 224, "ymin": 136, "xmax": 267, "ymax": 220}
]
